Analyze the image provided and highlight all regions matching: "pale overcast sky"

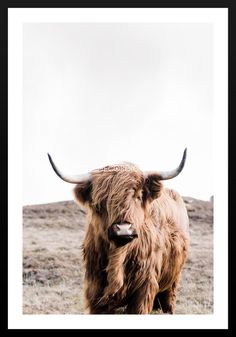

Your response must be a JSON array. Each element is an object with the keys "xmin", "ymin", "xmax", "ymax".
[{"xmin": 23, "ymin": 23, "xmax": 213, "ymax": 205}]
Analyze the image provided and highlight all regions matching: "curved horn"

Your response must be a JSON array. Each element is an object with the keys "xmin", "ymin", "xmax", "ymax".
[
  {"xmin": 145, "ymin": 148, "xmax": 187, "ymax": 180},
  {"xmin": 47, "ymin": 153, "xmax": 91, "ymax": 184}
]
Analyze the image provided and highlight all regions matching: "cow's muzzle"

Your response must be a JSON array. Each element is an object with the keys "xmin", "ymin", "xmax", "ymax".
[{"xmin": 108, "ymin": 223, "xmax": 138, "ymax": 246}]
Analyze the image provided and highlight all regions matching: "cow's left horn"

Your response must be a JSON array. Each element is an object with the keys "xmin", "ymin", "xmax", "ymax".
[
  {"xmin": 47, "ymin": 153, "xmax": 91, "ymax": 183},
  {"xmin": 145, "ymin": 148, "xmax": 187, "ymax": 180}
]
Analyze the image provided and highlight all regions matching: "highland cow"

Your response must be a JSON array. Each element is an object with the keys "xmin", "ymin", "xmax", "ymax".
[{"xmin": 48, "ymin": 149, "xmax": 189, "ymax": 314}]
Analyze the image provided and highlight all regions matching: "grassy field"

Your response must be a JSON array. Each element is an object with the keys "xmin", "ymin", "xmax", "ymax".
[{"xmin": 23, "ymin": 197, "xmax": 213, "ymax": 314}]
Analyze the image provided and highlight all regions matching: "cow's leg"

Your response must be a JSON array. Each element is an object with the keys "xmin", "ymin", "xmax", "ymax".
[
  {"xmin": 89, "ymin": 305, "xmax": 115, "ymax": 314},
  {"xmin": 126, "ymin": 278, "xmax": 159, "ymax": 314},
  {"xmin": 158, "ymin": 279, "xmax": 180, "ymax": 314},
  {"xmin": 84, "ymin": 282, "xmax": 115, "ymax": 314}
]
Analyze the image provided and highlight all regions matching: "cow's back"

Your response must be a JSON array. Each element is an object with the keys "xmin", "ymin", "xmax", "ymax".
[
  {"xmin": 152, "ymin": 188, "xmax": 189, "ymax": 236},
  {"xmin": 150, "ymin": 188, "xmax": 189, "ymax": 291}
]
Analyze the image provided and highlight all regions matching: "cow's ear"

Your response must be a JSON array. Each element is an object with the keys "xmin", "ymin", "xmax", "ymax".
[
  {"xmin": 73, "ymin": 180, "xmax": 92, "ymax": 205},
  {"xmin": 144, "ymin": 174, "xmax": 163, "ymax": 200}
]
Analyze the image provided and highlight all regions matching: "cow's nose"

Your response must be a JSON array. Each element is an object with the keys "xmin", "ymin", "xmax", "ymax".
[
  {"xmin": 116, "ymin": 224, "xmax": 132, "ymax": 236},
  {"xmin": 108, "ymin": 222, "xmax": 138, "ymax": 246}
]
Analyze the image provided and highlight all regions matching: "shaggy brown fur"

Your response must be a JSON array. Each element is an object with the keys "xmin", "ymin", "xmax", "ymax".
[{"xmin": 73, "ymin": 163, "xmax": 189, "ymax": 314}]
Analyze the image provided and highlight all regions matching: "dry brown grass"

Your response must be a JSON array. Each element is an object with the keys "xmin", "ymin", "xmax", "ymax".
[{"xmin": 23, "ymin": 197, "xmax": 213, "ymax": 314}]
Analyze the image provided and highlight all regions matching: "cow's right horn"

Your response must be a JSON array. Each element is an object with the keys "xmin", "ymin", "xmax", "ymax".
[
  {"xmin": 47, "ymin": 153, "xmax": 91, "ymax": 183},
  {"xmin": 144, "ymin": 148, "xmax": 187, "ymax": 181},
  {"xmin": 157, "ymin": 148, "xmax": 187, "ymax": 180}
]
